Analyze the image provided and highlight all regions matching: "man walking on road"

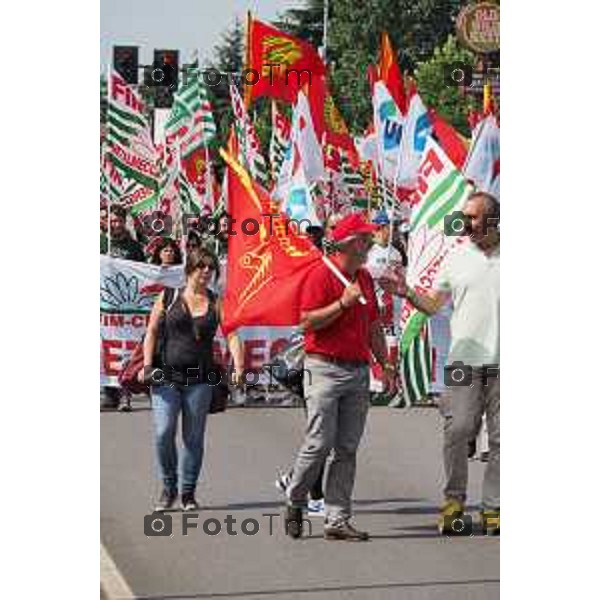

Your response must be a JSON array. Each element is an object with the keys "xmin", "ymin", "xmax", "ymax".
[
  {"xmin": 284, "ymin": 213, "xmax": 396, "ymax": 541},
  {"xmin": 385, "ymin": 191, "xmax": 500, "ymax": 535}
]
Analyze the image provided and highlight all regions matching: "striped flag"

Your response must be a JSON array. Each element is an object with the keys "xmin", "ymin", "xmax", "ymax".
[
  {"xmin": 164, "ymin": 67, "xmax": 217, "ymax": 157},
  {"xmin": 106, "ymin": 71, "xmax": 160, "ymax": 190},
  {"xmin": 269, "ymin": 101, "xmax": 291, "ymax": 185},
  {"xmin": 400, "ymin": 320, "xmax": 432, "ymax": 406},
  {"xmin": 399, "ymin": 136, "xmax": 472, "ymax": 404},
  {"xmin": 178, "ymin": 168, "xmax": 202, "ymax": 214},
  {"xmin": 229, "ymin": 82, "xmax": 269, "ymax": 188}
]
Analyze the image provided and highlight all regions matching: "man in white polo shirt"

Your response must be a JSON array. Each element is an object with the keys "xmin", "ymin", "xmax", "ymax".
[{"xmin": 385, "ymin": 191, "xmax": 500, "ymax": 535}]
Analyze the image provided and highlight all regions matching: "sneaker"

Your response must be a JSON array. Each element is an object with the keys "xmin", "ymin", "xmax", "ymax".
[
  {"xmin": 154, "ymin": 488, "xmax": 177, "ymax": 512},
  {"xmin": 324, "ymin": 518, "xmax": 369, "ymax": 541},
  {"xmin": 284, "ymin": 505, "xmax": 304, "ymax": 539},
  {"xmin": 480, "ymin": 510, "xmax": 500, "ymax": 535},
  {"xmin": 181, "ymin": 492, "xmax": 200, "ymax": 511},
  {"xmin": 438, "ymin": 497, "xmax": 465, "ymax": 535},
  {"xmin": 275, "ymin": 471, "xmax": 292, "ymax": 495},
  {"xmin": 307, "ymin": 498, "xmax": 325, "ymax": 517}
]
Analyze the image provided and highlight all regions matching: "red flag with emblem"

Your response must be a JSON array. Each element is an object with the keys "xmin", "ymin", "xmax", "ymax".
[
  {"xmin": 219, "ymin": 149, "xmax": 322, "ymax": 336},
  {"xmin": 244, "ymin": 16, "xmax": 326, "ymax": 105}
]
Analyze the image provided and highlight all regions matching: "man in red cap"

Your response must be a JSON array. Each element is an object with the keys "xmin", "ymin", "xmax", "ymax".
[{"xmin": 284, "ymin": 212, "xmax": 396, "ymax": 541}]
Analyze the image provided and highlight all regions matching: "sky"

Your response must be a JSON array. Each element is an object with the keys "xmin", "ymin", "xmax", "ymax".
[{"xmin": 100, "ymin": 0, "xmax": 304, "ymax": 71}]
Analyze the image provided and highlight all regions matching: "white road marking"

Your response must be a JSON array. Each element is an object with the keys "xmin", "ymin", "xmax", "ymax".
[{"xmin": 100, "ymin": 542, "xmax": 135, "ymax": 600}]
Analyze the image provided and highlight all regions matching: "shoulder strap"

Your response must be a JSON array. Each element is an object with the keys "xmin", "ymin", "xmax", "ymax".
[{"xmin": 162, "ymin": 287, "xmax": 180, "ymax": 313}]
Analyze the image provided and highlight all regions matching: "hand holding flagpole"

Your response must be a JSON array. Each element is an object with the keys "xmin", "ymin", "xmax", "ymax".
[{"xmin": 321, "ymin": 254, "xmax": 367, "ymax": 305}]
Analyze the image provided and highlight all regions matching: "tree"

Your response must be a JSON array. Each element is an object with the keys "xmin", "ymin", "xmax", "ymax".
[
  {"xmin": 414, "ymin": 35, "xmax": 478, "ymax": 136},
  {"xmin": 326, "ymin": 0, "xmax": 463, "ymax": 131},
  {"xmin": 274, "ymin": 0, "xmax": 325, "ymax": 50}
]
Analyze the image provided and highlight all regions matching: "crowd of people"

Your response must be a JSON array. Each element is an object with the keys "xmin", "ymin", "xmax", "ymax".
[{"xmin": 100, "ymin": 191, "xmax": 499, "ymax": 538}]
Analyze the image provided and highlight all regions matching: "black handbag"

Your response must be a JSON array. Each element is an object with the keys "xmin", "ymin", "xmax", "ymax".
[
  {"xmin": 269, "ymin": 331, "xmax": 305, "ymax": 395},
  {"xmin": 209, "ymin": 365, "xmax": 229, "ymax": 414}
]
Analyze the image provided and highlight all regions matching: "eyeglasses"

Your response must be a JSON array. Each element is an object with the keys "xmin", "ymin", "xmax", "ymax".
[{"xmin": 199, "ymin": 262, "xmax": 216, "ymax": 272}]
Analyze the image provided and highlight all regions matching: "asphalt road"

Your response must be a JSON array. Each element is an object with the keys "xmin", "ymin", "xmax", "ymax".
[{"xmin": 101, "ymin": 402, "xmax": 499, "ymax": 600}]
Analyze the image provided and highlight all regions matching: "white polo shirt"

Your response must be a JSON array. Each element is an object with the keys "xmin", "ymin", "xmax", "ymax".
[{"xmin": 434, "ymin": 241, "xmax": 500, "ymax": 367}]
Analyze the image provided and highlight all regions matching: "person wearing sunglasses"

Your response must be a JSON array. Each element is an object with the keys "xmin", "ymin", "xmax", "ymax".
[{"xmin": 139, "ymin": 247, "xmax": 244, "ymax": 512}]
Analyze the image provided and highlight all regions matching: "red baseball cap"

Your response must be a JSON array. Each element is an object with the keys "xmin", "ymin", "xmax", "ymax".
[{"xmin": 330, "ymin": 212, "xmax": 378, "ymax": 242}]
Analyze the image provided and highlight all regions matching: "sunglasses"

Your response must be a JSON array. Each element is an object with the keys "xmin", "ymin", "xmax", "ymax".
[{"xmin": 198, "ymin": 262, "xmax": 216, "ymax": 272}]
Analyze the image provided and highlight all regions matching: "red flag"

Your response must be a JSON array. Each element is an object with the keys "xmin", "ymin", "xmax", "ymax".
[
  {"xmin": 307, "ymin": 75, "xmax": 358, "ymax": 161},
  {"xmin": 428, "ymin": 109, "xmax": 469, "ymax": 170},
  {"xmin": 219, "ymin": 150, "xmax": 322, "ymax": 335},
  {"xmin": 245, "ymin": 16, "xmax": 326, "ymax": 106},
  {"xmin": 379, "ymin": 32, "xmax": 407, "ymax": 115}
]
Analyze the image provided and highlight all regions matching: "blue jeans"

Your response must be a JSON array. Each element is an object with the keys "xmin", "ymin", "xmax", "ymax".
[{"xmin": 151, "ymin": 383, "xmax": 213, "ymax": 493}]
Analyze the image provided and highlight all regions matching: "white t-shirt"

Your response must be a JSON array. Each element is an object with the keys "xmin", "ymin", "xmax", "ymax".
[
  {"xmin": 434, "ymin": 241, "xmax": 500, "ymax": 367},
  {"xmin": 366, "ymin": 243, "xmax": 404, "ymax": 280}
]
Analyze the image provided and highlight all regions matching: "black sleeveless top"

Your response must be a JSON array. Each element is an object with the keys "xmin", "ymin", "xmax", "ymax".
[{"xmin": 160, "ymin": 289, "xmax": 219, "ymax": 381}]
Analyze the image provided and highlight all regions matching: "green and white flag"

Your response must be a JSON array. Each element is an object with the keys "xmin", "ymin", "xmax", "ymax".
[
  {"xmin": 400, "ymin": 136, "xmax": 472, "ymax": 405},
  {"xmin": 106, "ymin": 71, "xmax": 160, "ymax": 190},
  {"xmin": 164, "ymin": 67, "xmax": 217, "ymax": 158},
  {"xmin": 230, "ymin": 82, "xmax": 269, "ymax": 188}
]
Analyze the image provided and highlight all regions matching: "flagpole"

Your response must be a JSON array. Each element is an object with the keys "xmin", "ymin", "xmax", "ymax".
[
  {"xmin": 321, "ymin": 255, "xmax": 367, "ymax": 305},
  {"xmin": 243, "ymin": 11, "xmax": 253, "ymax": 108},
  {"xmin": 322, "ymin": 0, "xmax": 329, "ymax": 64},
  {"xmin": 106, "ymin": 67, "xmax": 112, "ymax": 257}
]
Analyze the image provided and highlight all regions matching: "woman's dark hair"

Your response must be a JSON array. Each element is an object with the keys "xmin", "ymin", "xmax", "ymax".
[
  {"xmin": 150, "ymin": 238, "xmax": 183, "ymax": 265},
  {"xmin": 185, "ymin": 246, "xmax": 220, "ymax": 280}
]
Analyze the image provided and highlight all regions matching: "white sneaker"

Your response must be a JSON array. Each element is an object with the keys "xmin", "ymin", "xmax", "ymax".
[{"xmin": 307, "ymin": 498, "xmax": 325, "ymax": 517}]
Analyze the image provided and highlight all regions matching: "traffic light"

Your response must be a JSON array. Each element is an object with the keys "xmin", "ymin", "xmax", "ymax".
[
  {"xmin": 113, "ymin": 46, "xmax": 139, "ymax": 84},
  {"xmin": 148, "ymin": 49, "xmax": 179, "ymax": 108}
]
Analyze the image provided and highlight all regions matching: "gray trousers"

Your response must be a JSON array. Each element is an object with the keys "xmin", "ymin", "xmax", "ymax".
[
  {"xmin": 287, "ymin": 357, "xmax": 370, "ymax": 523},
  {"xmin": 439, "ymin": 367, "xmax": 500, "ymax": 510}
]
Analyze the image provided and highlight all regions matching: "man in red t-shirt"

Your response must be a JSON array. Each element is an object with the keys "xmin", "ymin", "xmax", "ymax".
[{"xmin": 284, "ymin": 213, "xmax": 397, "ymax": 541}]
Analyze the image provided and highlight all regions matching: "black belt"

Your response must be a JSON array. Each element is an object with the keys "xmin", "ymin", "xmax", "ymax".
[{"xmin": 306, "ymin": 353, "xmax": 369, "ymax": 368}]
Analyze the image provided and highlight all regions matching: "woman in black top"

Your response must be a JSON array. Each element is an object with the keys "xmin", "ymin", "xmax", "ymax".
[{"xmin": 140, "ymin": 247, "xmax": 244, "ymax": 511}]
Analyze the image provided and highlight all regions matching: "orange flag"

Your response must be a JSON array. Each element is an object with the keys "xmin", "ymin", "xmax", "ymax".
[
  {"xmin": 244, "ymin": 16, "xmax": 327, "ymax": 106},
  {"xmin": 379, "ymin": 32, "xmax": 407, "ymax": 115},
  {"xmin": 219, "ymin": 149, "xmax": 322, "ymax": 336}
]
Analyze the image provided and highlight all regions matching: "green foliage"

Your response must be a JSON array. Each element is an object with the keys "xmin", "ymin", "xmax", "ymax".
[{"xmin": 414, "ymin": 35, "xmax": 478, "ymax": 136}]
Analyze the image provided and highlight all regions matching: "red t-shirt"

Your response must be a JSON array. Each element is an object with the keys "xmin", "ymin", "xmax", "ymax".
[{"xmin": 300, "ymin": 260, "xmax": 380, "ymax": 362}]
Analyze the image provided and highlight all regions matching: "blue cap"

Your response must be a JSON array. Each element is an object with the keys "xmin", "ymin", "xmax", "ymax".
[{"xmin": 372, "ymin": 210, "xmax": 390, "ymax": 226}]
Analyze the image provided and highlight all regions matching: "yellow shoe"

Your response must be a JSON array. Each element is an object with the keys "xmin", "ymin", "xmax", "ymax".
[
  {"xmin": 438, "ymin": 498, "xmax": 469, "ymax": 535},
  {"xmin": 480, "ymin": 510, "xmax": 500, "ymax": 536}
]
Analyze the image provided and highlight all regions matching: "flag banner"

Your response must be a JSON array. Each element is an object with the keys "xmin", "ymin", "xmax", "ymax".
[
  {"xmin": 379, "ymin": 32, "xmax": 408, "ymax": 116},
  {"xmin": 463, "ymin": 115, "xmax": 500, "ymax": 198},
  {"xmin": 309, "ymin": 76, "xmax": 358, "ymax": 157},
  {"xmin": 245, "ymin": 17, "xmax": 326, "ymax": 105},
  {"xmin": 220, "ymin": 150, "xmax": 322, "ymax": 336},
  {"xmin": 269, "ymin": 101, "xmax": 291, "ymax": 184},
  {"xmin": 230, "ymin": 82, "xmax": 269, "ymax": 187},
  {"xmin": 399, "ymin": 137, "xmax": 472, "ymax": 400},
  {"xmin": 429, "ymin": 108, "xmax": 469, "ymax": 170},
  {"xmin": 372, "ymin": 81, "xmax": 404, "ymax": 183},
  {"xmin": 279, "ymin": 162, "xmax": 321, "ymax": 229},
  {"xmin": 100, "ymin": 257, "xmax": 185, "ymax": 386},
  {"xmin": 106, "ymin": 72, "xmax": 160, "ymax": 190},
  {"xmin": 183, "ymin": 146, "xmax": 218, "ymax": 211},
  {"xmin": 164, "ymin": 68, "xmax": 217, "ymax": 156},
  {"xmin": 395, "ymin": 93, "xmax": 432, "ymax": 189},
  {"xmin": 400, "ymin": 320, "xmax": 432, "ymax": 406},
  {"xmin": 275, "ymin": 90, "xmax": 325, "ymax": 201}
]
